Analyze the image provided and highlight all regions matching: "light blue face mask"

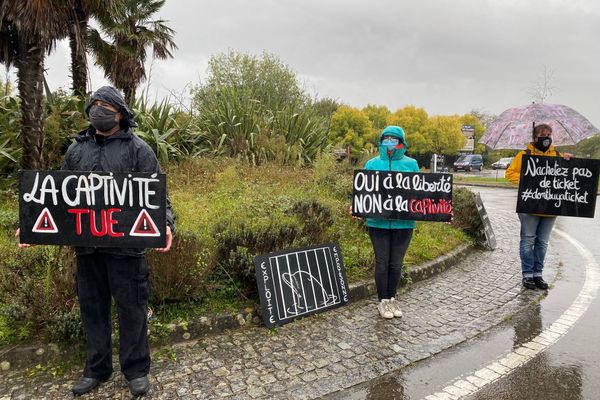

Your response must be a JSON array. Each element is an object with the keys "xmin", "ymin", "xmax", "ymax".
[{"xmin": 382, "ymin": 137, "xmax": 400, "ymax": 149}]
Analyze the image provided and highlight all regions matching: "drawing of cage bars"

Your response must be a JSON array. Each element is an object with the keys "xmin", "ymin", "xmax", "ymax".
[{"xmin": 268, "ymin": 246, "xmax": 342, "ymax": 321}]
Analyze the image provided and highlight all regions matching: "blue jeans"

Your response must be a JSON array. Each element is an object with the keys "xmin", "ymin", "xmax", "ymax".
[{"xmin": 518, "ymin": 213, "xmax": 556, "ymax": 278}]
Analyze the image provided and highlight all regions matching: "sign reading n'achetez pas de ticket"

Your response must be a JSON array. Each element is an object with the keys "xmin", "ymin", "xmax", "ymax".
[
  {"xmin": 517, "ymin": 155, "xmax": 600, "ymax": 218},
  {"xmin": 19, "ymin": 170, "xmax": 167, "ymax": 247},
  {"xmin": 351, "ymin": 170, "xmax": 453, "ymax": 222}
]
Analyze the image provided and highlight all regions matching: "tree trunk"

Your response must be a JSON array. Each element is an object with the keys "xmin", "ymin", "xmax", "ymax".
[
  {"xmin": 17, "ymin": 41, "xmax": 45, "ymax": 170},
  {"xmin": 124, "ymin": 85, "xmax": 136, "ymax": 106},
  {"xmin": 69, "ymin": 2, "xmax": 89, "ymax": 96}
]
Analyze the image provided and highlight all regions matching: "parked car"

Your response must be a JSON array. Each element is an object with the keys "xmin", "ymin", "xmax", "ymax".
[
  {"xmin": 333, "ymin": 148, "xmax": 348, "ymax": 160},
  {"xmin": 453, "ymin": 154, "xmax": 483, "ymax": 172},
  {"xmin": 491, "ymin": 157, "xmax": 514, "ymax": 169}
]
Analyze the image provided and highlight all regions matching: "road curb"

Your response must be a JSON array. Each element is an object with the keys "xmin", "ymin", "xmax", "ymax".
[{"xmin": 0, "ymin": 243, "xmax": 475, "ymax": 371}]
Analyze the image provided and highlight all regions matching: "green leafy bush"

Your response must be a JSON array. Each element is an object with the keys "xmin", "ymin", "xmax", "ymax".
[
  {"xmin": 451, "ymin": 187, "xmax": 485, "ymax": 243},
  {"xmin": 213, "ymin": 220, "xmax": 301, "ymax": 298},
  {"xmin": 46, "ymin": 307, "xmax": 84, "ymax": 344},
  {"xmin": 287, "ymin": 199, "xmax": 335, "ymax": 245},
  {"xmin": 191, "ymin": 51, "xmax": 329, "ymax": 165},
  {"xmin": 146, "ymin": 233, "xmax": 211, "ymax": 302}
]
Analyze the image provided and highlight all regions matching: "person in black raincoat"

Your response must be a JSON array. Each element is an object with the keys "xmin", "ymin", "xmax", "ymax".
[{"xmin": 17, "ymin": 86, "xmax": 175, "ymax": 396}]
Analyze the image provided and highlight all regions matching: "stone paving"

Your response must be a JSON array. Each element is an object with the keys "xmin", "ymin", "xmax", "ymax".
[{"xmin": 0, "ymin": 206, "xmax": 560, "ymax": 400}]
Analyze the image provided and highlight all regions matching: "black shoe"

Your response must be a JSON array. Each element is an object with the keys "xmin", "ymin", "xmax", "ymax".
[
  {"xmin": 71, "ymin": 376, "xmax": 108, "ymax": 395},
  {"xmin": 533, "ymin": 277, "xmax": 549, "ymax": 290},
  {"xmin": 129, "ymin": 375, "xmax": 150, "ymax": 396},
  {"xmin": 522, "ymin": 277, "xmax": 537, "ymax": 290}
]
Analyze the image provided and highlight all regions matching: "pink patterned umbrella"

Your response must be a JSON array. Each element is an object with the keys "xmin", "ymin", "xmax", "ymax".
[{"xmin": 479, "ymin": 103, "xmax": 599, "ymax": 149}]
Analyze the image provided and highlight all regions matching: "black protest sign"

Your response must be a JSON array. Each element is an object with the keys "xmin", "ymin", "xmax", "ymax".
[
  {"xmin": 19, "ymin": 170, "xmax": 167, "ymax": 247},
  {"xmin": 254, "ymin": 243, "xmax": 350, "ymax": 328},
  {"xmin": 475, "ymin": 193, "xmax": 496, "ymax": 250},
  {"xmin": 516, "ymin": 155, "xmax": 599, "ymax": 218},
  {"xmin": 352, "ymin": 170, "xmax": 453, "ymax": 222}
]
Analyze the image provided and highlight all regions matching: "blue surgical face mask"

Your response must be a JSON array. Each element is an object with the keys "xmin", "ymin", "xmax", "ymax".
[{"xmin": 382, "ymin": 138, "xmax": 400, "ymax": 148}]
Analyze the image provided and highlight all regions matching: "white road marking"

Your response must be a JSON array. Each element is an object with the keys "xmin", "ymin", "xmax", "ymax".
[{"xmin": 424, "ymin": 228, "xmax": 600, "ymax": 400}]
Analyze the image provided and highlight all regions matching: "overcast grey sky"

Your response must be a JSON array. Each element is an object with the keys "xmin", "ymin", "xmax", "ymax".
[{"xmin": 36, "ymin": 0, "xmax": 600, "ymax": 126}]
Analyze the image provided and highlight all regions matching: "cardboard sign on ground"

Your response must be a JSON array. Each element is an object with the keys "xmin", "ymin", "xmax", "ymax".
[{"xmin": 254, "ymin": 243, "xmax": 350, "ymax": 327}]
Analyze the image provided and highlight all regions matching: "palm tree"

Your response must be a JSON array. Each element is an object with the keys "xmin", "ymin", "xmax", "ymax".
[
  {"xmin": 88, "ymin": 0, "xmax": 177, "ymax": 104},
  {"xmin": 68, "ymin": 0, "xmax": 122, "ymax": 96},
  {"xmin": 0, "ymin": 1, "xmax": 71, "ymax": 169}
]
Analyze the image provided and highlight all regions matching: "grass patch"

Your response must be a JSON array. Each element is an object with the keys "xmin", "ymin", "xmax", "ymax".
[{"xmin": 453, "ymin": 175, "xmax": 516, "ymax": 188}]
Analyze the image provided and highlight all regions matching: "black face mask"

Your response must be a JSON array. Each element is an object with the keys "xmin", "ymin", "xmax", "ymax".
[
  {"xmin": 533, "ymin": 136, "xmax": 552, "ymax": 152},
  {"xmin": 89, "ymin": 105, "xmax": 119, "ymax": 132}
]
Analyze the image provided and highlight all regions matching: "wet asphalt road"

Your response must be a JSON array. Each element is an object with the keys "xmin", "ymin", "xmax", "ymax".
[{"xmin": 334, "ymin": 186, "xmax": 600, "ymax": 400}]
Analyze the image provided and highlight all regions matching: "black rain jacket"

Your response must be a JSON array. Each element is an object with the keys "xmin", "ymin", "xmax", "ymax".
[{"xmin": 62, "ymin": 89, "xmax": 175, "ymax": 257}]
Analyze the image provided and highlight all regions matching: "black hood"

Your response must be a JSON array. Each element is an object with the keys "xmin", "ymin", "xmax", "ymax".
[{"xmin": 85, "ymin": 86, "xmax": 136, "ymax": 127}]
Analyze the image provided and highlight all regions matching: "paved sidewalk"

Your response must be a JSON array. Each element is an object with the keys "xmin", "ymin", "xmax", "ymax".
[{"xmin": 0, "ymin": 207, "xmax": 559, "ymax": 399}]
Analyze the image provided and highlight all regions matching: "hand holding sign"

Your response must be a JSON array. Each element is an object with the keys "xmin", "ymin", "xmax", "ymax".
[
  {"xmin": 14, "ymin": 228, "xmax": 31, "ymax": 248},
  {"xmin": 155, "ymin": 226, "xmax": 173, "ymax": 253},
  {"xmin": 19, "ymin": 170, "xmax": 168, "ymax": 247},
  {"xmin": 562, "ymin": 152, "xmax": 573, "ymax": 160}
]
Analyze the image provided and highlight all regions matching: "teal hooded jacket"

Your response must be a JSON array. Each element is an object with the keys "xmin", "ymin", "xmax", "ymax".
[{"xmin": 364, "ymin": 126, "xmax": 420, "ymax": 230}]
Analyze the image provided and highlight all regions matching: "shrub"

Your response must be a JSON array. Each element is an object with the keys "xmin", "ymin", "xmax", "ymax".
[
  {"xmin": 146, "ymin": 233, "xmax": 211, "ymax": 303},
  {"xmin": 313, "ymin": 152, "xmax": 353, "ymax": 199},
  {"xmin": 287, "ymin": 199, "xmax": 335, "ymax": 245},
  {"xmin": 132, "ymin": 96, "xmax": 202, "ymax": 164},
  {"xmin": 0, "ymin": 95, "xmax": 21, "ymax": 176},
  {"xmin": 46, "ymin": 306, "xmax": 84, "ymax": 344},
  {"xmin": 191, "ymin": 51, "xmax": 329, "ymax": 165},
  {"xmin": 212, "ymin": 220, "xmax": 301, "ymax": 298},
  {"xmin": 452, "ymin": 187, "xmax": 486, "ymax": 244},
  {"xmin": 0, "ymin": 242, "xmax": 77, "ymax": 343}
]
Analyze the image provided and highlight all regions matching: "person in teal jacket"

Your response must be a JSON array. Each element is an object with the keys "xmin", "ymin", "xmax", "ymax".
[{"xmin": 364, "ymin": 126, "xmax": 419, "ymax": 319}]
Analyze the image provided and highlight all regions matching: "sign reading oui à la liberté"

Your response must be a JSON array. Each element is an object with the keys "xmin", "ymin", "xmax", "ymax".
[
  {"xmin": 517, "ymin": 155, "xmax": 599, "ymax": 218},
  {"xmin": 19, "ymin": 170, "xmax": 167, "ymax": 247},
  {"xmin": 352, "ymin": 170, "xmax": 453, "ymax": 222}
]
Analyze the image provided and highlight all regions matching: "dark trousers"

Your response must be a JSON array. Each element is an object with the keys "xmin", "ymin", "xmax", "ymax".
[
  {"xmin": 368, "ymin": 227, "xmax": 413, "ymax": 300},
  {"xmin": 76, "ymin": 253, "xmax": 150, "ymax": 381}
]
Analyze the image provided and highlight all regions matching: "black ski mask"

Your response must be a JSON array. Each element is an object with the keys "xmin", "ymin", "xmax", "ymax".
[
  {"xmin": 88, "ymin": 105, "xmax": 119, "ymax": 132},
  {"xmin": 533, "ymin": 136, "xmax": 552, "ymax": 152}
]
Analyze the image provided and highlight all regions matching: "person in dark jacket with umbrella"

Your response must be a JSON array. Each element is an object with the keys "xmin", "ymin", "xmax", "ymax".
[{"xmin": 17, "ymin": 86, "xmax": 174, "ymax": 396}]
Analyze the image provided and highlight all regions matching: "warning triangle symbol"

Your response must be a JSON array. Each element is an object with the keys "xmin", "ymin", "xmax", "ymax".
[
  {"xmin": 32, "ymin": 207, "xmax": 58, "ymax": 233},
  {"xmin": 129, "ymin": 209, "xmax": 160, "ymax": 237}
]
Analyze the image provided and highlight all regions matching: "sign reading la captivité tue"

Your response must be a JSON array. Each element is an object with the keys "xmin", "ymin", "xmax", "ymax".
[
  {"xmin": 516, "ymin": 155, "xmax": 599, "ymax": 218},
  {"xmin": 19, "ymin": 170, "xmax": 167, "ymax": 247}
]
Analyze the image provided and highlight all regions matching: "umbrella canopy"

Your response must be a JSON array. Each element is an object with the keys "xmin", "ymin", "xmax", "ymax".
[{"xmin": 479, "ymin": 103, "xmax": 599, "ymax": 149}]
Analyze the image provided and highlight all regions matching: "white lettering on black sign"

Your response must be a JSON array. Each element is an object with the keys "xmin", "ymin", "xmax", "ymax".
[
  {"xmin": 19, "ymin": 170, "xmax": 167, "ymax": 247},
  {"xmin": 516, "ymin": 155, "xmax": 599, "ymax": 218},
  {"xmin": 352, "ymin": 170, "xmax": 453, "ymax": 222},
  {"xmin": 254, "ymin": 243, "xmax": 350, "ymax": 328}
]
